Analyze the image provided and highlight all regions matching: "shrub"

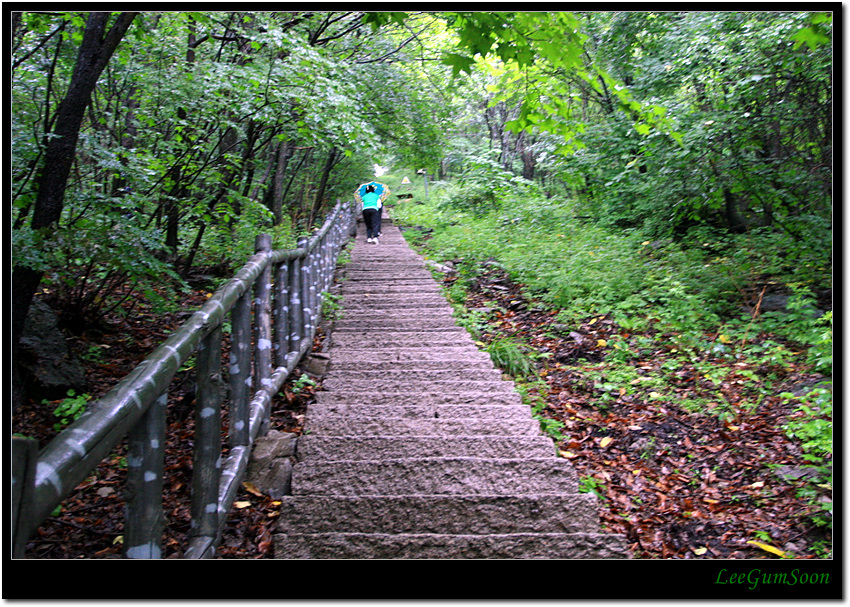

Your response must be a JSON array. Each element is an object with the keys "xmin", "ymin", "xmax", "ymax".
[{"xmin": 485, "ymin": 337, "xmax": 536, "ymax": 378}]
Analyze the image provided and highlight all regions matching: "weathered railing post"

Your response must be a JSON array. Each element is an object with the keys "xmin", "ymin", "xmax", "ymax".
[
  {"xmin": 273, "ymin": 258, "xmax": 290, "ymax": 369},
  {"xmin": 123, "ymin": 391, "xmax": 167, "ymax": 558},
  {"xmin": 186, "ymin": 325, "xmax": 223, "ymax": 558},
  {"xmin": 253, "ymin": 234, "xmax": 273, "ymax": 437},
  {"xmin": 288, "ymin": 237, "xmax": 307, "ymax": 362},
  {"xmin": 12, "ymin": 437, "xmax": 38, "ymax": 558},
  {"xmin": 229, "ymin": 288, "xmax": 252, "ymax": 448},
  {"xmin": 302, "ymin": 240, "xmax": 315, "ymax": 341}
]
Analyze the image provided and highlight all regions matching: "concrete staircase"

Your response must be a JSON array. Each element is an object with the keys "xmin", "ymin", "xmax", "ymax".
[{"xmin": 272, "ymin": 211, "xmax": 629, "ymax": 559}]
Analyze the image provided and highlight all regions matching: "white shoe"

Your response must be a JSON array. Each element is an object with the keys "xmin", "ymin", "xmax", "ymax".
[
  {"xmin": 366, "ymin": 238, "xmax": 373, "ymax": 243},
  {"xmin": 373, "ymin": 238, "xmax": 379, "ymax": 245}
]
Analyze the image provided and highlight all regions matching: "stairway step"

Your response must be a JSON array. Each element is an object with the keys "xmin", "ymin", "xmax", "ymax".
[
  {"xmin": 330, "ymin": 332, "xmax": 473, "ymax": 348},
  {"xmin": 332, "ymin": 305, "xmax": 455, "ymax": 316},
  {"xmin": 274, "ymin": 494, "xmax": 602, "ymax": 535},
  {"xmin": 306, "ymin": 403, "xmax": 531, "ymax": 420},
  {"xmin": 341, "ymin": 285, "xmax": 443, "ymax": 294},
  {"xmin": 321, "ymin": 378, "xmax": 515, "ymax": 393},
  {"xmin": 274, "ymin": 532, "xmax": 629, "ymax": 559},
  {"xmin": 322, "ymin": 377, "xmax": 516, "ymax": 394},
  {"xmin": 314, "ymin": 391, "xmax": 523, "ymax": 406},
  {"xmin": 332, "ymin": 319, "xmax": 461, "ymax": 330},
  {"xmin": 322, "ymin": 368, "xmax": 504, "ymax": 382},
  {"xmin": 343, "ymin": 274, "xmax": 434, "ymax": 281},
  {"xmin": 338, "ymin": 305, "xmax": 455, "ymax": 312},
  {"xmin": 327, "ymin": 359, "xmax": 496, "ymax": 372},
  {"xmin": 328, "ymin": 347, "xmax": 492, "ymax": 362},
  {"xmin": 341, "ymin": 301, "xmax": 453, "ymax": 311},
  {"xmin": 343, "ymin": 275, "xmax": 435, "ymax": 283},
  {"xmin": 295, "ymin": 435, "xmax": 557, "ymax": 461},
  {"xmin": 342, "ymin": 269, "xmax": 432, "ymax": 274},
  {"xmin": 333, "ymin": 310, "xmax": 457, "ymax": 318},
  {"xmin": 290, "ymin": 457, "xmax": 578, "ymax": 496},
  {"xmin": 303, "ymin": 415, "xmax": 541, "ymax": 437}
]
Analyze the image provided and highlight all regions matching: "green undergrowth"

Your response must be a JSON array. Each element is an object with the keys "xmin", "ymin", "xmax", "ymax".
[{"xmin": 392, "ymin": 184, "xmax": 833, "ymax": 537}]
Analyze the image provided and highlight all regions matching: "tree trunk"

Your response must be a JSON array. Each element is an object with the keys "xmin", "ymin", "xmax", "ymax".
[
  {"xmin": 723, "ymin": 187, "xmax": 748, "ymax": 234},
  {"xmin": 11, "ymin": 12, "xmax": 137, "ymax": 407},
  {"xmin": 310, "ymin": 147, "xmax": 337, "ymax": 228},
  {"xmin": 270, "ymin": 138, "xmax": 292, "ymax": 225},
  {"xmin": 517, "ymin": 131, "xmax": 536, "ymax": 180}
]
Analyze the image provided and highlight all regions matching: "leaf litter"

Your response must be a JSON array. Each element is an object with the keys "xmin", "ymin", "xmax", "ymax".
[{"xmin": 448, "ymin": 264, "xmax": 832, "ymax": 560}]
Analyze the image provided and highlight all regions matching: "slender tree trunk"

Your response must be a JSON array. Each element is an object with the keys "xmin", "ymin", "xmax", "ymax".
[
  {"xmin": 270, "ymin": 138, "xmax": 292, "ymax": 225},
  {"xmin": 283, "ymin": 148, "xmax": 312, "ymax": 223},
  {"xmin": 11, "ymin": 12, "xmax": 137, "ymax": 402},
  {"xmin": 310, "ymin": 147, "xmax": 337, "ymax": 228}
]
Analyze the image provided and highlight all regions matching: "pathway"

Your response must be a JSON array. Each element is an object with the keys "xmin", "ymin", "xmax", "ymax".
[{"xmin": 272, "ymin": 210, "xmax": 629, "ymax": 559}]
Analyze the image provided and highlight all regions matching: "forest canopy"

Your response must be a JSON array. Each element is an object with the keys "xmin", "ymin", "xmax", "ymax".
[{"xmin": 11, "ymin": 9, "xmax": 832, "ymax": 388}]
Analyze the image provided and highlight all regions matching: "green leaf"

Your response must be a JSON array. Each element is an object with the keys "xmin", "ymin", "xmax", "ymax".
[
  {"xmin": 792, "ymin": 26, "xmax": 830, "ymax": 51},
  {"xmin": 442, "ymin": 53, "xmax": 477, "ymax": 77}
]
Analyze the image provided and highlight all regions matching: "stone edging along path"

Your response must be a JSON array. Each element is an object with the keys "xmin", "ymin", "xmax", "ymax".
[{"xmin": 269, "ymin": 210, "xmax": 630, "ymax": 559}]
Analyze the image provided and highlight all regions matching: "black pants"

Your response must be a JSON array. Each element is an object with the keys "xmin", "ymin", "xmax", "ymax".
[{"xmin": 363, "ymin": 208, "xmax": 381, "ymax": 239}]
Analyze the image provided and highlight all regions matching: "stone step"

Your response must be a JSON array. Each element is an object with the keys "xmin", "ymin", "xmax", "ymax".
[
  {"xmin": 314, "ymin": 391, "xmax": 523, "ymax": 406},
  {"xmin": 340, "ymin": 300, "xmax": 452, "ymax": 310},
  {"xmin": 322, "ymin": 368, "xmax": 504, "ymax": 382},
  {"xmin": 305, "ymin": 403, "xmax": 532, "ymax": 420},
  {"xmin": 320, "ymin": 379, "xmax": 517, "ymax": 393},
  {"xmin": 341, "ymin": 295, "xmax": 451, "ymax": 305},
  {"xmin": 274, "ymin": 531, "xmax": 629, "ymax": 559},
  {"xmin": 337, "ymin": 309, "xmax": 453, "ymax": 318},
  {"xmin": 327, "ymin": 347, "xmax": 491, "ymax": 362},
  {"xmin": 330, "ymin": 334, "xmax": 475, "ymax": 349},
  {"xmin": 343, "ymin": 272, "xmax": 435, "ymax": 280},
  {"xmin": 343, "ymin": 265, "xmax": 432, "ymax": 273},
  {"xmin": 302, "ymin": 415, "xmax": 541, "ymax": 437},
  {"xmin": 274, "ymin": 494, "xmax": 601, "ymax": 535},
  {"xmin": 290, "ymin": 457, "xmax": 579, "ymax": 496},
  {"xmin": 348, "ymin": 255, "xmax": 423, "ymax": 262},
  {"xmin": 343, "ymin": 275, "xmax": 435, "ymax": 283},
  {"xmin": 327, "ymin": 359, "xmax": 497, "ymax": 373},
  {"xmin": 341, "ymin": 284, "xmax": 443, "ymax": 294},
  {"xmin": 294, "ymin": 435, "xmax": 557, "ymax": 461},
  {"xmin": 331, "ymin": 329, "xmax": 470, "ymax": 339},
  {"xmin": 333, "ymin": 314, "xmax": 457, "ymax": 323},
  {"xmin": 338, "ymin": 308, "xmax": 453, "ymax": 318},
  {"xmin": 334, "ymin": 292, "xmax": 448, "ymax": 302},
  {"xmin": 331, "ymin": 321, "xmax": 461, "ymax": 331}
]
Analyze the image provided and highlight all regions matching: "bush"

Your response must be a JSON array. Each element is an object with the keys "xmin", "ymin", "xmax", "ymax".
[
  {"xmin": 485, "ymin": 337, "xmax": 536, "ymax": 378},
  {"xmin": 16, "ymin": 198, "xmax": 185, "ymax": 325}
]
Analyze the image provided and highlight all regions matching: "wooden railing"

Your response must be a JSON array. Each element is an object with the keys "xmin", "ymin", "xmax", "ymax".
[{"xmin": 12, "ymin": 200, "xmax": 357, "ymax": 559}]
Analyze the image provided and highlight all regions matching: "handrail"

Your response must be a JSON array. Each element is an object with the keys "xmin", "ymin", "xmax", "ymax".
[{"xmin": 12, "ymin": 199, "xmax": 358, "ymax": 559}]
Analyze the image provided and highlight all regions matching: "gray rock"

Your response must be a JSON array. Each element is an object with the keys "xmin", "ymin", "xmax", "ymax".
[
  {"xmin": 246, "ymin": 430, "xmax": 297, "ymax": 498},
  {"xmin": 773, "ymin": 465, "xmax": 824, "ymax": 483},
  {"xmin": 302, "ymin": 353, "xmax": 331, "ymax": 378},
  {"xmin": 425, "ymin": 260, "xmax": 457, "ymax": 274},
  {"xmin": 16, "ymin": 299, "xmax": 87, "ymax": 403}
]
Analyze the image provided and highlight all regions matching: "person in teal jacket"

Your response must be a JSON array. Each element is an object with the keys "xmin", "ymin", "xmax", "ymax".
[
  {"xmin": 354, "ymin": 181, "xmax": 390, "ymax": 244},
  {"xmin": 360, "ymin": 184, "xmax": 382, "ymax": 244}
]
